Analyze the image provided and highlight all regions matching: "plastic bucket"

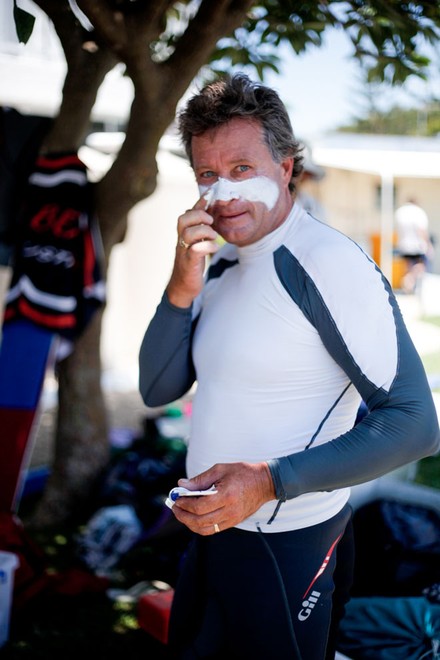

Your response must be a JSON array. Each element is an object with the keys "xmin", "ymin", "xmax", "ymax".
[{"xmin": 0, "ymin": 551, "xmax": 19, "ymax": 647}]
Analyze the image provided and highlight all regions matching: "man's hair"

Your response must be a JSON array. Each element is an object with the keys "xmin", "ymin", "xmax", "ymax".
[{"xmin": 178, "ymin": 74, "xmax": 304, "ymax": 192}]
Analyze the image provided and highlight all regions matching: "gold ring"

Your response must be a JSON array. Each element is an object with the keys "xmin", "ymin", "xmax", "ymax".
[
  {"xmin": 179, "ymin": 237, "xmax": 190, "ymax": 249},
  {"xmin": 213, "ymin": 523, "xmax": 220, "ymax": 534}
]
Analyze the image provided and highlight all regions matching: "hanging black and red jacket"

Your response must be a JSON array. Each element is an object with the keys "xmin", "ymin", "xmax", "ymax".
[{"xmin": 4, "ymin": 152, "xmax": 105, "ymax": 341}]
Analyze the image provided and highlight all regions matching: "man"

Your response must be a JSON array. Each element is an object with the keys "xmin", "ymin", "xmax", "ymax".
[
  {"xmin": 395, "ymin": 198, "xmax": 433, "ymax": 294},
  {"xmin": 139, "ymin": 75, "xmax": 439, "ymax": 659}
]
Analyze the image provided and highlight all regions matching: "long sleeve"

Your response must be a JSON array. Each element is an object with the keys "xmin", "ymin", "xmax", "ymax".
[
  {"xmin": 139, "ymin": 292, "xmax": 196, "ymax": 407},
  {"xmin": 268, "ymin": 244, "xmax": 440, "ymax": 501}
]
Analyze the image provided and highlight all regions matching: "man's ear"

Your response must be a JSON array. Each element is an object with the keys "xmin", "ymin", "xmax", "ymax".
[{"xmin": 281, "ymin": 157, "xmax": 294, "ymax": 183}]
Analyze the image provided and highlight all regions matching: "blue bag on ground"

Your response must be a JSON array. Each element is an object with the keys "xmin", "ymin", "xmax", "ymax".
[{"xmin": 338, "ymin": 596, "xmax": 440, "ymax": 659}]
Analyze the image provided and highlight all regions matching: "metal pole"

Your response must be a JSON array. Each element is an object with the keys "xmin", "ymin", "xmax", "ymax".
[{"xmin": 380, "ymin": 172, "xmax": 394, "ymax": 285}]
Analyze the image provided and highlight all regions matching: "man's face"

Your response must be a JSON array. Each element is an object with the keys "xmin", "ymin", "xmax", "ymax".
[{"xmin": 191, "ymin": 117, "xmax": 293, "ymax": 247}]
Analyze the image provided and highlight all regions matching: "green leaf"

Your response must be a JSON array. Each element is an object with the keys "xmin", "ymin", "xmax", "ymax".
[
  {"xmin": 13, "ymin": 1, "xmax": 35, "ymax": 44},
  {"xmin": 207, "ymin": 0, "xmax": 440, "ymax": 86}
]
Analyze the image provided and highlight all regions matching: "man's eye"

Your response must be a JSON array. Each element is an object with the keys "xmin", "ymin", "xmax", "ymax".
[
  {"xmin": 200, "ymin": 171, "xmax": 216, "ymax": 179},
  {"xmin": 237, "ymin": 165, "xmax": 250, "ymax": 173}
]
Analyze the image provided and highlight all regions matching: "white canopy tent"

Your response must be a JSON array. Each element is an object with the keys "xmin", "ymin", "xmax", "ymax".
[{"xmin": 312, "ymin": 134, "xmax": 440, "ymax": 283}]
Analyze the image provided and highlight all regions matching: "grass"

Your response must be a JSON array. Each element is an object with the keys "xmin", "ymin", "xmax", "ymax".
[
  {"xmin": 415, "ymin": 455, "xmax": 440, "ymax": 490},
  {"xmin": 4, "ymin": 590, "xmax": 163, "ymax": 660},
  {"xmin": 421, "ymin": 313, "xmax": 440, "ymax": 371},
  {"xmin": 422, "ymin": 316, "xmax": 440, "ymax": 328},
  {"xmin": 421, "ymin": 351, "xmax": 440, "ymax": 378},
  {"xmin": 420, "ymin": 316, "xmax": 440, "ymax": 380}
]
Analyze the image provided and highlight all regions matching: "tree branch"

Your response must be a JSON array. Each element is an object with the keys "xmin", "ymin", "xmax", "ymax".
[
  {"xmin": 163, "ymin": 0, "xmax": 254, "ymax": 95},
  {"xmin": 76, "ymin": 0, "xmax": 175, "ymax": 60},
  {"xmin": 76, "ymin": 0, "xmax": 127, "ymax": 54},
  {"xmin": 32, "ymin": 0, "xmax": 117, "ymax": 151}
]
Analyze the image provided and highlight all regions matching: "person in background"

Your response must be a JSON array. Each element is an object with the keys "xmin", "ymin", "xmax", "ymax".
[
  {"xmin": 395, "ymin": 198, "xmax": 433, "ymax": 294},
  {"xmin": 139, "ymin": 74, "xmax": 439, "ymax": 660}
]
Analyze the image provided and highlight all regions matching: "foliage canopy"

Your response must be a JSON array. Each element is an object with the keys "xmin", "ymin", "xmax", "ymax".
[{"xmin": 16, "ymin": 1, "xmax": 440, "ymax": 85}]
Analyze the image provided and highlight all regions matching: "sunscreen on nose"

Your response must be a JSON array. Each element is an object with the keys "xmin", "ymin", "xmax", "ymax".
[{"xmin": 199, "ymin": 176, "xmax": 279, "ymax": 211}]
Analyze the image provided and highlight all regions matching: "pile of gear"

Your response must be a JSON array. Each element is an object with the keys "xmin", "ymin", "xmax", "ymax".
[{"xmin": 338, "ymin": 497, "xmax": 440, "ymax": 659}]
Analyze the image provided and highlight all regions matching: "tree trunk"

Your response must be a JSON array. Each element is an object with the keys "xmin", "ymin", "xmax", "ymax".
[
  {"xmin": 22, "ymin": 2, "xmax": 120, "ymax": 529},
  {"xmin": 28, "ymin": 308, "xmax": 108, "ymax": 528}
]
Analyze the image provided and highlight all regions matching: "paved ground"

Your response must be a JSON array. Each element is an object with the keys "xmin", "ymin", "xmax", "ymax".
[
  {"xmin": 30, "ymin": 386, "xmax": 148, "ymax": 468},
  {"xmin": 396, "ymin": 291, "xmax": 440, "ymax": 415},
  {"xmin": 397, "ymin": 291, "xmax": 440, "ymax": 357}
]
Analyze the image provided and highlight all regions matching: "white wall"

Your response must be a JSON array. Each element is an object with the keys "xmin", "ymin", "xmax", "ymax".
[{"xmin": 100, "ymin": 150, "xmax": 198, "ymax": 388}]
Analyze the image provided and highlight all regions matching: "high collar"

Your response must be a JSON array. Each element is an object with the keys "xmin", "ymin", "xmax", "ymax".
[{"xmin": 236, "ymin": 202, "xmax": 303, "ymax": 262}]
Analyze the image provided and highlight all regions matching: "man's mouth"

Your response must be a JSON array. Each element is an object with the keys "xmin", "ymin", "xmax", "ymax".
[{"xmin": 215, "ymin": 208, "xmax": 248, "ymax": 224}]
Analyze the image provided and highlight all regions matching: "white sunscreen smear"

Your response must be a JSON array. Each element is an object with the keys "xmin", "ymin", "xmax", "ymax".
[{"xmin": 199, "ymin": 176, "xmax": 279, "ymax": 211}]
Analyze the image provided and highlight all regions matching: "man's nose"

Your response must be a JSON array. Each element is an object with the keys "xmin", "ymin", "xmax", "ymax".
[
  {"xmin": 215, "ymin": 195, "xmax": 238, "ymax": 206},
  {"xmin": 213, "ymin": 178, "xmax": 241, "ymax": 203}
]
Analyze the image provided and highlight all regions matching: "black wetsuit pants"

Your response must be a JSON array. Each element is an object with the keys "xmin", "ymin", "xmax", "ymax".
[{"xmin": 168, "ymin": 503, "xmax": 354, "ymax": 660}]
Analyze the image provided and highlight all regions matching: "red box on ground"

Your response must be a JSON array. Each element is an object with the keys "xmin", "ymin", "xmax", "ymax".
[{"xmin": 138, "ymin": 588, "xmax": 174, "ymax": 644}]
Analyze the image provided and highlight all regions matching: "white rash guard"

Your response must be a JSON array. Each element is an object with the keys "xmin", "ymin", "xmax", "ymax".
[{"xmin": 139, "ymin": 203, "xmax": 439, "ymax": 533}]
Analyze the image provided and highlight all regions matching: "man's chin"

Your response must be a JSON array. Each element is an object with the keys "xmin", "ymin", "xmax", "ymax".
[
  {"xmin": 216, "ymin": 222, "xmax": 251, "ymax": 246},
  {"xmin": 219, "ymin": 231, "xmax": 248, "ymax": 247}
]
